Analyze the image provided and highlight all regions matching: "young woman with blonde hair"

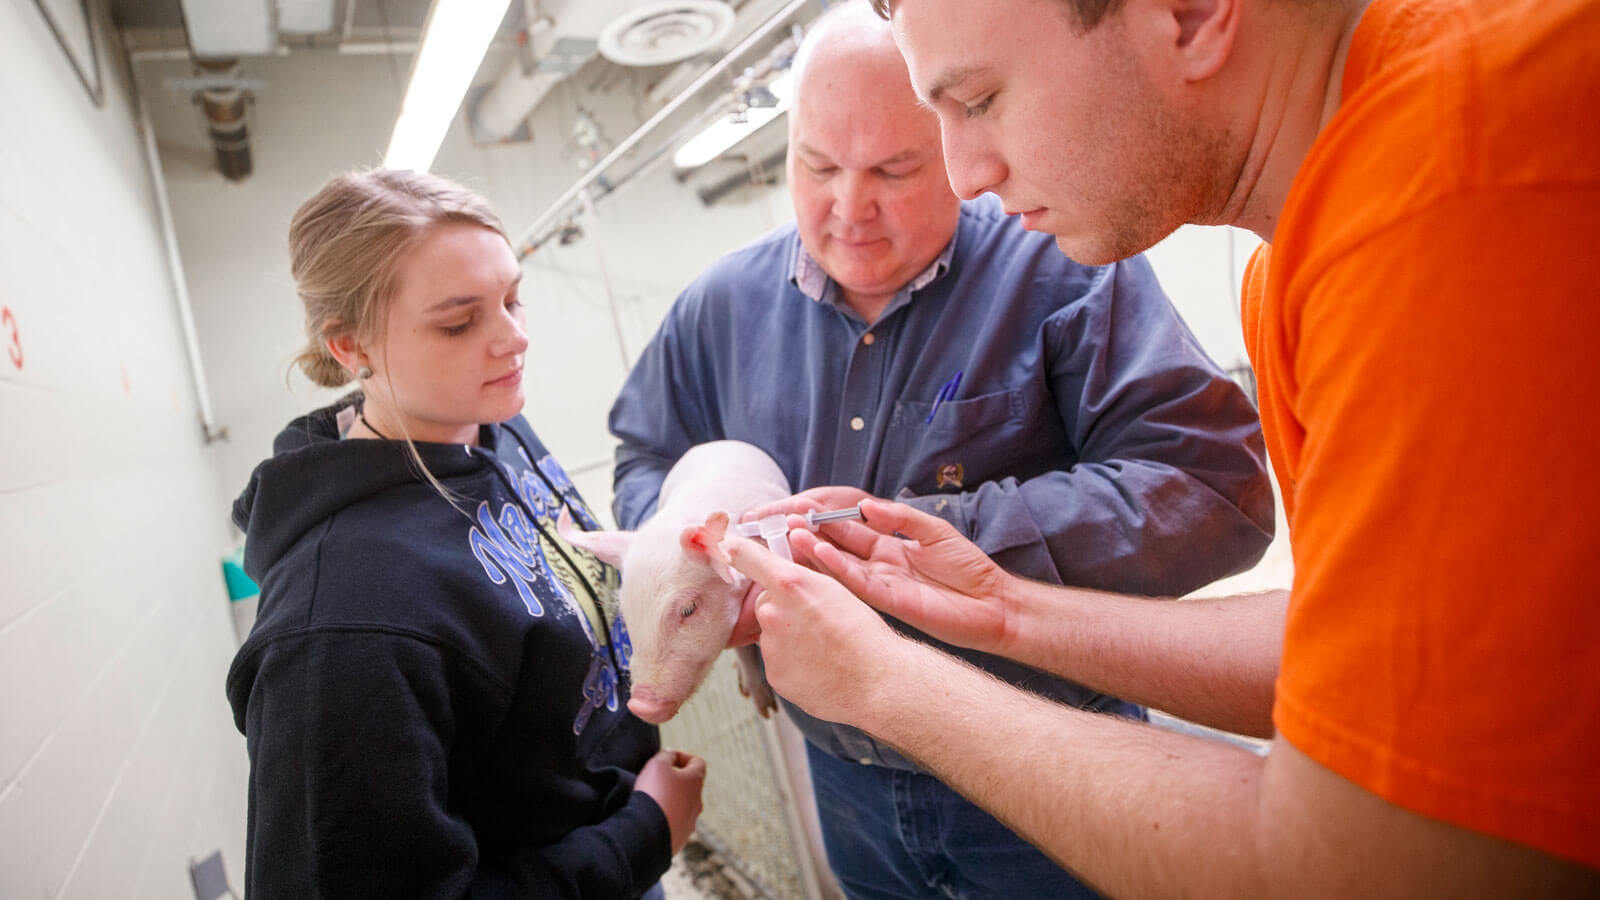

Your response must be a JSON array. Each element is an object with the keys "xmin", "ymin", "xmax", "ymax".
[{"xmin": 227, "ymin": 168, "xmax": 703, "ymax": 897}]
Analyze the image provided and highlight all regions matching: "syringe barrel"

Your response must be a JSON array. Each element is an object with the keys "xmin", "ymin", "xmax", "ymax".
[
  {"xmin": 804, "ymin": 504, "xmax": 864, "ymax": 529},
  {"xmin": 756, "ymin": 514, "xmax": 794, "ymax": 562}
]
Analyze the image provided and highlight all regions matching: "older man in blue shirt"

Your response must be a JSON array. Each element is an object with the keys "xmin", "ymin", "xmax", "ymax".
[{"xmin": 609, "ymin": 4, "xmax": 1272, "ymax": 898}]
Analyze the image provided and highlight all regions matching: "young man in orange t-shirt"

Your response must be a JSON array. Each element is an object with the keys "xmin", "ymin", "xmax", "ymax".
[{"xmin": 719, "ymin": 0, "xmax": 1600, "ymax": 895}]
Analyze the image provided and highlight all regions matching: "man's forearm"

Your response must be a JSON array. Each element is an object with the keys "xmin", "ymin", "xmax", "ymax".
[
  {"xmin": 857, "ymin": 643, "xmax": 1598, "ymax": 900},
  {"xmin": 998, "ymin": 580, "xmax": 1287, "ymax": 737},
  {"xmin": 863, "ymin": 643, "xmax": 1269, "ymax": 898},
  {"xmin": 908, "ymin": 464, "xmax": 1273, "ymax": 601}
]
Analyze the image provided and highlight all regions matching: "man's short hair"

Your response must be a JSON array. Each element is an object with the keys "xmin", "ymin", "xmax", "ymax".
[{"xmin": 869, "ymin": 0, "xmax": 1125, "ymax": 32}]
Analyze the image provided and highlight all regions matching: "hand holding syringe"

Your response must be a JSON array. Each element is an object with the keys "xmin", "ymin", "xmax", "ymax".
[{"xmin": 731, "ymin": 504, "xmax": 865, "ymax": 562}]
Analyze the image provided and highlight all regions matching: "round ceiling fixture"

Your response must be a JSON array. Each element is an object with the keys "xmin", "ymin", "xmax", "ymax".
[{"xmin": 597, "ymin": 1, "xmax": 737, "ymax": 68}]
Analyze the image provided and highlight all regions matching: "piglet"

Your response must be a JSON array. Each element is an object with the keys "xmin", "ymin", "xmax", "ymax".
[{"xmin": 558, "ymin": 440, "xmax": 790, "ymax": 724}]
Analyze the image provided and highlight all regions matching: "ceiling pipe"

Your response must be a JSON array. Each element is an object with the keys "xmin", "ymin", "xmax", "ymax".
[
  {"xmin": 134, "ymin": 85, "xmax": 227, "ymax": 444},
  {"xmin": 695, "ymin": 144, "xmax": 788, "ymax": 206},
  {"xmin": 194, "ymin": 58, "xmax": 253, "ymax": 181},
  {"xmin": 128, "ymin": 41, "xmax": 419, "ymax": 61}
]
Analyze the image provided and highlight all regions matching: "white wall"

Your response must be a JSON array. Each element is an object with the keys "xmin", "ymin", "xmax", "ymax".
[
  {"xmin": 1147, "ymin": 223, "xmax": 1258, "ymax": 375},
  {"xmin": 0, "ymin": 2, "xmax": 248, "ymax": 897}
]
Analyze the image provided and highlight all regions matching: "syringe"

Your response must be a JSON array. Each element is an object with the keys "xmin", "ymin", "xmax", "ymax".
[
  {"xmin": 730, "ymin": 504, "xmax": 865, "ymax": 560},
  {"xmin": 801, "ymin": 504, "xmax": 867, "ymax": 528}
]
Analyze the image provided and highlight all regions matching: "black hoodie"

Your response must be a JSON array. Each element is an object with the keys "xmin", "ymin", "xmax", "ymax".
[{"xmin": 226, "ymin": 394, "xmax": 669, "ymax": 898}]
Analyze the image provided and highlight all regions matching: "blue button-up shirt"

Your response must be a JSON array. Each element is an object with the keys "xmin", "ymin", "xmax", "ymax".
[{"xmin": 610, "ymin": 197, "xmax": 1273, "ymax": 768}]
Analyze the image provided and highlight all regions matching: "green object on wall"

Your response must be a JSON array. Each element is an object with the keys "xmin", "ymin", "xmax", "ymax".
[{"xmin": 221, "ymin": 547, "xmax": 259, "ymax": 601}]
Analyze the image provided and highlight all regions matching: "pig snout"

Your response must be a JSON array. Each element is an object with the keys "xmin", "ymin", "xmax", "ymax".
[{"xmin": 627, "ymin": 686, "xmax": 682, "ymax": 724}]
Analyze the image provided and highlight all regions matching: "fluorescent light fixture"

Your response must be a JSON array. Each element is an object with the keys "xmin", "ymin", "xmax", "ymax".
[
  {"xmin": 383, "ymin": 0, "xmax": 512, "ymax": 172},
  {"xmin": 673, "ymin": 70, "xmax": 794, "ymax": 170}
]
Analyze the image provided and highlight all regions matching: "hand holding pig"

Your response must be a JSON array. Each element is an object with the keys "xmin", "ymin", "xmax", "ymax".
[
  {"xmin": 796, "ymin": 499, "xmax": 1023, "ymax": 658},
  {"xmin": 727, "ymin": 486, "xmax": 877, "ymax": 650},
  {"xmin": 725, "ymin": 580, "xmax": 763, "ymax": 648},
  {"xmin": 719, "ymin": 529, "xmax": 912, "ymax": 726},
  {"xmin": 633, "ymin": 749, "xmax": 707, "ymax": 854}
]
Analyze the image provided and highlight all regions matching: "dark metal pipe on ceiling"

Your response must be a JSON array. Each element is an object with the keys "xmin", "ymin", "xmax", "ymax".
[
  {"xmin": 194, "ymin": 58, "xmax": 252, "ymax": 181},
  {"xmin": 696, "ymin": 145, "xmax": 788, "ymax": 206}
]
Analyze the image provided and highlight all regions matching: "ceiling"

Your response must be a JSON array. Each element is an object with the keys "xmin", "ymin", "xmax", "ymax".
[
  {"xmin": 108, "ymin": 0, "xmax": 499, "ymax": 43},
  {"xmin": 111, "ymin": 0, "xmax": 803, "ymax": 224}
]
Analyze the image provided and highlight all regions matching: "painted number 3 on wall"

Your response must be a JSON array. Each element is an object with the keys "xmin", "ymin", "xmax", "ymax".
[{"xmin": 2, "ymin": 306, "xmax": 20, "ymax": 370}]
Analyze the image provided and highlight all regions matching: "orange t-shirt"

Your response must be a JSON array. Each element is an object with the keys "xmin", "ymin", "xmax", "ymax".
[{"xmin": 1242, "ymin": 0, "xmax": 1600, "ymax": 869}]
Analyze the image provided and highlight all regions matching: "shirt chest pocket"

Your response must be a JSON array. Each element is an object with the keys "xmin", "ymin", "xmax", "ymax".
[{"xmin": 883, "ymin": 388, "xmax": 1031, "ymax": 495}]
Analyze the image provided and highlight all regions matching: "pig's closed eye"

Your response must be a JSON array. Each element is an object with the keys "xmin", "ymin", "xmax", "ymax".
[{"xmin": 679, "ymin": 601, "xmax": 698, "ymax": 619}]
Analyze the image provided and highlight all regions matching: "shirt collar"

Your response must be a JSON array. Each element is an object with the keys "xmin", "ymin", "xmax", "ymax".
[{"xmin": 788, "ymin": 226, "xmax": 959, "ymax": 312}]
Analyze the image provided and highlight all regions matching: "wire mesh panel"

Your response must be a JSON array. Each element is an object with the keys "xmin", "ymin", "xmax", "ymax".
[{"xmin": 661, "ymin": 653, "xmax": 806, "ymax": 900}]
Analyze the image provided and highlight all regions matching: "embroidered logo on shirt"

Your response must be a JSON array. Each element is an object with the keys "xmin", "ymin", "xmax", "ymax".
[{"xmin": 935, "ymin": 462, "xmax": 964, "ymax": 490}]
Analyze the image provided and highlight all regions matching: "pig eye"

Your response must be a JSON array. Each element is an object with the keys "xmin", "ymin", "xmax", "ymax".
[{"xmin": 679, "ymin": 601, "xmax": 698, "ymax": 619}]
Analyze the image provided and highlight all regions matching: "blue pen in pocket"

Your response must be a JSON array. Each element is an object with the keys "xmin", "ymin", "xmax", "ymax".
[{"xmin": 925, "ymin": 370, "xmax": 964, "ymax": 424}]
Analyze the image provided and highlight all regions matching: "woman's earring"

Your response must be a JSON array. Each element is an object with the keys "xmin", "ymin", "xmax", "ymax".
[{"xmin": 357, "ymin": 365, "xmax": 373, "ymax": 379}]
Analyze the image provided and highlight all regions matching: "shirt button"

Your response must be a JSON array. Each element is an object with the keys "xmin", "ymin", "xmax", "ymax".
[
  {"xmin": 861, "ymin": 332, "xmax": 875, "ymax": 346},
  {"xmin": 849, "ymin": 416, "xmax": 865, "ymax": 431},
  {"xmin": 858, "ymin": 757, "xmax": 873, "ymax": 766}
]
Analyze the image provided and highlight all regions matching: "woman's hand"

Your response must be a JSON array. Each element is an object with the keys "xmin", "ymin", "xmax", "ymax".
[
  {"xmin": 793, "ymin": 498, "xmax": 1021, "ymax": 657},
  {"xmin": 634, "ymin": 749, "xmax": 706, "ymax": 854}
]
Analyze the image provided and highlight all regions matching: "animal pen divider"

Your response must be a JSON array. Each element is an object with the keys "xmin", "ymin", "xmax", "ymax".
[{"xmin": 660, "ymin": 651, "xmax": 831, "ymax": 900}]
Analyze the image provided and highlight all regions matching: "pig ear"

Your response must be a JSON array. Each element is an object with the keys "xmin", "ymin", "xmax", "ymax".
[
  {"xmin": 702, "ymin": 511, "xmax": 730, "ymax": 542},
  {"xmin": 680, "ymin": 512, "xmax": 737, "ymax": 585},
  {"xmin": 559, "ymin": 507, "xmax": 632, "ymax": 566}
]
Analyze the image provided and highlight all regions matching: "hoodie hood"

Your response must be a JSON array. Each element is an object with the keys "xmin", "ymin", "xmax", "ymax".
[{"xmin": 234, "ymin": 391, "xmax": 513, "ymax": 583}]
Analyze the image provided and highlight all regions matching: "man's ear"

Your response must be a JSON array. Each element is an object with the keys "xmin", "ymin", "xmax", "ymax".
[
  {"xmin": 1129, "ymin": 0, "xmax": 1239, "ymax": 83},
  {"xmin": 1173, "ymin": 0, "xmax": 1238, "ymax": 80}
]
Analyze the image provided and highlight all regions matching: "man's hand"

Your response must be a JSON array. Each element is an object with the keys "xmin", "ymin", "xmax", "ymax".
[
  {"xmin": 720, "ymin": 532, "xmax": 910, "ymax": 725},
  {"xmin": 790, "ymin": 499, "xmax": 1021, "ymax": 657},
  {"xmin": 742, "ymin": 485, "xmax": 875, "ymax": 523},
  {"xmin": 727, "ymin": 486, "xmax": 875, "ymax": 648},
  {"xmin": 633, "ymin": 749, "xmax": 707, "ymax": 855}
]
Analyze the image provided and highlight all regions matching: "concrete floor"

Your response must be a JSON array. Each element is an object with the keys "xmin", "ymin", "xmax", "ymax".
[{"xmin": 662, "ymin": 838, "xmax": 763, "ymax": 899}]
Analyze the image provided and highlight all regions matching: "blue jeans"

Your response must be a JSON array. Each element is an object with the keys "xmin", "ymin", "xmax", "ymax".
[{"xmin": 806, "ymin": 741, "xmax": 1105, "ymax": 899}]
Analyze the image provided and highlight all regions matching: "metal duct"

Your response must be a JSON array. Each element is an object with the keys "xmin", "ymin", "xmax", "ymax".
[
  {"xmin": 472, "ymin": 0, "xmax": 610, "ymax": 142},
  {"xmin": 195, "ymin": 59, "xmax": 253, "ymax": 181},
  {"xmin": 695, "ymin": 144, "xmax": 787, "ymax": 206},
  {"xmin": 471, "ymin": 0, "xmax": 737, "ymax": 143}
]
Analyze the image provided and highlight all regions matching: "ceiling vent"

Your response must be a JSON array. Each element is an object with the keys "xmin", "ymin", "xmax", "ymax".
[{"xmin": 597, "ymin": 1, "xmax": 736, "ymax": 68}]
